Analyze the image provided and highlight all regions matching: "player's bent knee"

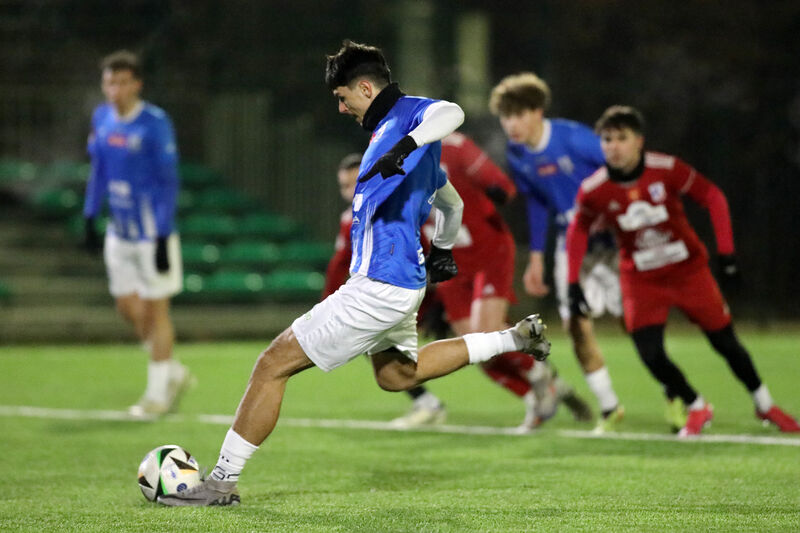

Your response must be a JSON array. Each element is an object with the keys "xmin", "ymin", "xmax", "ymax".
[{"xmin": 253, "ymin": 327, "xmax": 313, "ymax": 380}]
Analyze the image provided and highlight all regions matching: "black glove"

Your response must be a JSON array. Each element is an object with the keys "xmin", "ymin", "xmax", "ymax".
[
  {"xmin": 359, "ymin": 135, "xmax": 417, "ymax": 182},
  {"xmin": 568, "ymin": 282, "xmax": 590, "ymax": 318},
  {"xmin": 484, "ymin": 186, "xmax": 509, "ymax": 206},
  {"xmin": 426, "ymin": 245, "xmax": 458, "ymax": 283},
  {"xmin": 84, "ymin": 217, "xmax": 103, "ymax": 254},
  {"xmin": 716, "ymin": 253, "xmax": 740, "ymax": 291},
  {"xmin": 155, "ymin": 237, "xmax": 170, "ymax": 273}
]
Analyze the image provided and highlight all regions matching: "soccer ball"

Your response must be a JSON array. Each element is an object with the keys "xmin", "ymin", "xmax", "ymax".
[{"xmin": 137, "ymin": 444, "xmax": 201, "ymax": 502}]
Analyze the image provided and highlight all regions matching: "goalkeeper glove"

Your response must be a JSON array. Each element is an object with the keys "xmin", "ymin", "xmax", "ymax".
[
  {"xmin": 568, "ymin": 282, "xmax": 590, "ymax": 318},
  {"xmin": 84, "ymin": 217, "xmax": 102, "ymax": 254},
  {"xmin": 359, "ymin": 135, "xmax": 417, "ymax": 182},
  {"xmin": 426, "ymin": 245, "xmax": 458, "ymax": 283},
  {"xmin": 155, "ymin": 237, "xmax": 170, "ymax": 273}
]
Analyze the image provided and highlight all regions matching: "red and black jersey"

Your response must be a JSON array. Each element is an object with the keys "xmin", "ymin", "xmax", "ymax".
[{"xmin": 567, "ymin": 151, "xmax": 734, "ymax": 282}]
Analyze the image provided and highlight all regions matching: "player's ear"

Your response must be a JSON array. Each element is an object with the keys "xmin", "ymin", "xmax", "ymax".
[{"xmin": 357, "ymin": 79, "xmax": 372, "ymax": 99}]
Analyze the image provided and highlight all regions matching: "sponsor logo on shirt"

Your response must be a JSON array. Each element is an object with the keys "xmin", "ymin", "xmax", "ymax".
[
  {"xmin": 608, "ymin": 200, "xmax": 621, "ymax": 212},
  {"xmin": 108, "ymin": 133, "xmax": 127, "ymax": 147},
  {"xmin": 537, "ymin": 163, "xmax": 558, "ymax": 176},
  {"xmin": 617, "ymin": 200, "xmax": 669, "ymax": 231},
  {"xmin": 370, "ymin": 123, "xmax": 388, "ymax": 144}
]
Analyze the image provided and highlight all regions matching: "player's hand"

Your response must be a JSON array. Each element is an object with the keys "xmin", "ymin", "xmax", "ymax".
[
  {"xmin": 359, "ymin": 135, "xmax": 417, "ymax": 182},
  {"xmin": 155, "ymin": 237, "xmax": 170, "ymax": 273},
  {"xmin": 84, "ymin": 217, "xmax": 103, "ymax": 255},
  {"xmin": 484, "ymin": 186, "xmax": 509, "ymax": 206},
  {"xmin": 426, "ymin": 245, "xmax": 458, "ymax": 283},
  {"xmin": 568, "ymin": 282, "xmax": 590, "ymax": 318},
  {"xmin": 523, "ymin": 260, "xmax": 549, "ymax": 297},
  {"xmin": 716, "ymin": 253, "xmax": 740, "ymax": 292}
]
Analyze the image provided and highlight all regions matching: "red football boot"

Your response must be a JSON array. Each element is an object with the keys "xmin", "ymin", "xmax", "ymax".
[
  {"xmin": 678, "ymin": 404, "xmax": 714, "ymax": 437},
  {"xmin": 757, "ymin": 406, "xmax": 800, "ymax": 433}
]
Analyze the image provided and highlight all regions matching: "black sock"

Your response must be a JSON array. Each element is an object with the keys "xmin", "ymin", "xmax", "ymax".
[
  {"xmin": 704, "ymin": 324, "xmax": 762, "ymax": 392},
  {"xmin": 406, "ymin": 386, "xmax": 428, "ymax": 400},
  {"xmin": 632, "ymin": 325, "xmax": 698, "ymax": 405}
]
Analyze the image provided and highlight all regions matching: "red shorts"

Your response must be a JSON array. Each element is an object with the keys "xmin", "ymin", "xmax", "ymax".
[
  {"xmin": 435, "ymin": 236, "xmax": 516, "ymax": 322},
  {"xmin": 621, "ymin": 262, "xmax": 731, "ymax": 333}
]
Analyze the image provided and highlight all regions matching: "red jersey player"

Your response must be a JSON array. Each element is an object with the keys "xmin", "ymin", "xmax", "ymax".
[
  {"xmin": 425, "ymin": 133, "xmax": 591, "ymax": 431},
  {"xmin": 566, "ymin": 105, "xmax": 800, "ymax": 436}
]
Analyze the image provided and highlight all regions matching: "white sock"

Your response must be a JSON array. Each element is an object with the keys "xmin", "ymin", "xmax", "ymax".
[
  {"xmin": 752, "ymin": 384, "xmax": 773, "ymax": 413},
  {"xmin": 210, "ymin": 429, "xmax": 259, "ymax": 482},
  {"xmin": 689, "ymin": 396, "xmax": 706, "ymax": 411},
  {"xmin": 463, "ymin": 330, "xmax": 520, "ymax": 364},
  {"xmin": 413, "ymin": 392, "xmax": 442, "ymax": 410},
  {"xmin": 144, "ymin": 360, "xmax": 170, "ymax": 401},
  {"xmin": 584, "ymin": 367, "xmax": 619, "ymax": 413}
]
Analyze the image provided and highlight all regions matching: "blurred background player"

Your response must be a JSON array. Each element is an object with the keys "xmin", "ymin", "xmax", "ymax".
[
  {"xmin": 489, "ymin": 72, "xmax": 624, "ymax": 432},
  {"xmin": 426, "ymin": 132, "xmax": 592, "ymax": 431},
  {"xmin": 83, "ymin": 50, "xmax": 191, "ymax": 417},
  {"xmin": 567, "ymin": 105, "xmax": 800, "ymax": 436},
  {"xmin": 323, "ymin": 153, "xmax": 446, "ymax": 428}
]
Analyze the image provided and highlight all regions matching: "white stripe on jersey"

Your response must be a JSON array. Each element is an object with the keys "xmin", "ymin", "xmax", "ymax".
[
  {"xmin": 644, "ymin": 152, "xmax": 675, "ymax": 169},
  {"xmin": 357, "ymin": 203, "xmax": 376, "ymax": 277},
  {"xmin": 141, "ymin": 197, "xmax": 157, "ymax": 239}
]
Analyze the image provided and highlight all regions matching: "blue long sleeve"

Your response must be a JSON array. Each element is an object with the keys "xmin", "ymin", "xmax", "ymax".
[{"xmin": 151, "ymin": 116, "xmax": 179, "ymax": 237}]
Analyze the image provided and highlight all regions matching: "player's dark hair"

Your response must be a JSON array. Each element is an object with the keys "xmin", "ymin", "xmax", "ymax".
[
  {"xmin": 489, "ymin": 72, "xmax": 551, "ymax": 116},
  {"xmin": 338, "ymin": 153, "xmax": 362, "ymax": 171},
  {"xmin": 595, "ymin": 105, "xmax": 646, "ymax": 135},
  {"xmin": 100, "ymin": 50, "xmax": 142, "ymax": 79},
  {"xmin": 325, "ymin": 40, "xmax": 391, "ymax": 90}
]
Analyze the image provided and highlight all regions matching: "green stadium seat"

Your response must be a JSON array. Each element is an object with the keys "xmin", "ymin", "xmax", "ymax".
[
  {"xmin": 0, "ymin": 280, "xmax": 12, "ymax": 303},
  {"xmin": 239, "ymin": 213, "xmax": 299, "ymax": 241},
  {"xmin": 0, "ymin": 158, "xmax": 37, "ymax": 185},
  {"xmin": 66, "ymin": 214, "xmax": 108, "ymax": 239},
  {"xmin": 221, "ymin": 242, "xmax": 281, "ymax": 269},
  {"xmin": 280, "ymin": 242, "xmax": 334, "ymax": 268},
  {"xmin": 181, "ymin": 242, "xmax": 221, "ymax": 271},
  {"xmin": 263, "ymin": 270, "xmax": 324, "ymax": 301},
  {"xmin": 40, "ymin": 160, "xmax": 90, "ymax": 186},
  {"xmin": 180, "ymin": 162, "xmax": 222, "ymax": 190},
  {"xmin": 177, "ymin": 189, "xmax": 197, "ymax": 213},
  {"xmin": 194, "ymin": 187, "xmax": 258, "ymax": 213},
  {"xmin": 31, "ymin": 188, "xmax": 81, "ymax": 218},
  {"xmin": 180, "ymin": 214, "xmax": 238, "ymax": 241}
]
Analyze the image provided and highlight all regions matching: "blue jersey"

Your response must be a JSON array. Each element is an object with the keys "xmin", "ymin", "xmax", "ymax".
[
  {"xmin": 350, "ymin": 96, "xmax": 447, "ymax": 290},
  {"xmin": 83, "ymin": 101, "xmax": 179, "ymax": 241},
  {"xmin": 507, "ymin": 118, "xmax": 604, "ymax": 251}
]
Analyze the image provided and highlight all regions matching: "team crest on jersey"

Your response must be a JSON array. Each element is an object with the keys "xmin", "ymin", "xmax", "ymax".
[
  {"xmin": 648, "ymin": 181, "xmax": 666, "ymax": 203},
  {"xmin": 127, "ymin": 134, "xmax": 143, "ymax": 152},
  {"xmin": 617, "ymin": 200, "xmax": 669, "ymax": 231},
  {"xmin": 557, "ymin": 156, "xmax": 574, "ymax": 175},
  {"xmin": 370, "ymin": 123, "xmax": 388, "ymax": 144},
  {"xmin": 608, "ymin": 200, "xmax": 621, "ymax": 212},
  {"xmin": 353, "ymin": 193, "xmax": 364, "ymax": 212}
]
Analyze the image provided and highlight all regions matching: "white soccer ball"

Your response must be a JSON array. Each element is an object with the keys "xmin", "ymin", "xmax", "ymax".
[{"xmin": 137, "ymin": 444, "xmax": 202, "ymax": 502}]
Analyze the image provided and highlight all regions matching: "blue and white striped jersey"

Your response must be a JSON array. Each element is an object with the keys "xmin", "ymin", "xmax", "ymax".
[
  {"xmin": 83, "ymin": 101, "xmax": 179, "ymax": 241},
  {"xmin": 506, "ymin": 118, "xmax": 605, "ymax": 251},
  {"xmin": 349, "ymin": 95, "xmax": 447, "ymax": 290}
]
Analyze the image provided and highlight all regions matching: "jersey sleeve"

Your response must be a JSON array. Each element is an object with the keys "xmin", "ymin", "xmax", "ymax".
[
  {"xmin": 460, "ymin": 136, "xmax": 516, "ymax": 201},
  {"xmin": 511, "ymin": 164, "xmax": 549, "ymax": 251},
  {"xmin": 83, "ymin": 109, "xmax": 108, "ymax": 218},
  {"xmin": 674, "ymin": 159, "xmax": 735, "ymax": 255},
  {"xmin": 565, "ymin": 188, "xmax": 594, "ymax": 284},
  {"xmin": 150, "ymin": 114, "xmax": 180, "ymax": 237}
]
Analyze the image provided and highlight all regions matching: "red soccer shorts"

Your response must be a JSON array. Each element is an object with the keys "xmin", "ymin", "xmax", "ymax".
[
  {"xmin": 435, "ymin": 240, "xmax": 516, "ymax": 322},
  {"xmin": 621, "ymin": 261, "xmax": 731, "ymax": 332}
]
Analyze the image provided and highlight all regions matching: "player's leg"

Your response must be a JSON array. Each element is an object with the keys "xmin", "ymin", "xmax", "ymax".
[
  {"xmin": 554, "ymin": 243, "xmax": 621, "ymax": 426},
  {"xmin": 115, "ymin": 293, "xmax": 146, "ymax": 339},
  {"xmin": 683, "ymin": 267, "xmax": 800, "ymax": 432}
]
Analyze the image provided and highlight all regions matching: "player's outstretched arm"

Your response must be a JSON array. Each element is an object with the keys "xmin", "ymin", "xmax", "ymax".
[{"xmin": 427, "ymin": 180, "xmax": 463, "ymax": 283}]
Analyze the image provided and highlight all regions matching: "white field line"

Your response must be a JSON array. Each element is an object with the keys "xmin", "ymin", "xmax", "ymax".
[{"xmin": 2, "ymin": 405, "xmax": 800, "ymax": 447}]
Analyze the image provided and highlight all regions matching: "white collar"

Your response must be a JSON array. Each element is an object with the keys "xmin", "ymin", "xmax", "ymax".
[
  {"xmin": 113, "ymin": 101, "xmax": 144, "ymax": 123},
  {"xmin": 529, "ymin": 119, "xmax": 552, "ymax": 153}
]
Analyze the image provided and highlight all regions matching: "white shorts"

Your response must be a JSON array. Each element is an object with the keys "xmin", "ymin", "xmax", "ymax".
[
  {"xmin": 554, "ymin": 234, "xmax": 621, "ymax": 320},
  {"xmin": 104, "ymin": 232, "xmax": 183, "ymax": 300},
  {"xmin": 291, "ymin": 274, "xmax": 426, "ymax": 372}
]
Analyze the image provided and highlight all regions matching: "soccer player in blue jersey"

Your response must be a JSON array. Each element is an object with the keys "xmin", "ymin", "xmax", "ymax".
[
  {"xmin": 83, "ymin": 50, "xmax": 192, "ymax": 418},
  {"xmin": 158, "ymin": 41, "xmax": 551, "ymax": 507},
  {"xmin": 490, "ymin": 72, "xmax": 625, "ymax": 433}
]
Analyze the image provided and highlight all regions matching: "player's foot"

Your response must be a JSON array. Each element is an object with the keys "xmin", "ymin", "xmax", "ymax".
[
  {"xmin": 556, "ymin": 379, "xmax": 594, "ymax": 422},
  {"xmin": 665, "ymin": 397, "xmax": 688, "ymax": 433},
  {"xmin": 592, "ymin": 404, "xmax": 625, "ymax": 434},
  {"xmin": 516, "ymin": 391, "xmax": 542, "ymax": 433},
  {"xmin": 165, "ymin": 362, "xmax": 196, "ymax": 413},
  {"xmin": 389, "ymin": 404, "xmax": 447, "ymax": 429},
  {"xmin": 128, "ymin": 397, "xmax": 170, "ymax": 418},
  {"xmin": 511, "ymin": 314, "xmax": 550, "ymax": 361},
  {"xmin": 757, "ymin": 406, "xmax": 800, "ymax": 433},
  {"xmin": 678, "ymin": 404, "xmax": 714, "ymax": 437},
  {"xmin": 157, "ymin": 478, "xmax": 240, "ymax": 507}
]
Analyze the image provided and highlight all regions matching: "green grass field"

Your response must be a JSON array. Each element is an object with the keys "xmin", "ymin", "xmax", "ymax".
[{"xmin": 2, "ymin": 327, "xmax": 799, "ymax": 532}]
